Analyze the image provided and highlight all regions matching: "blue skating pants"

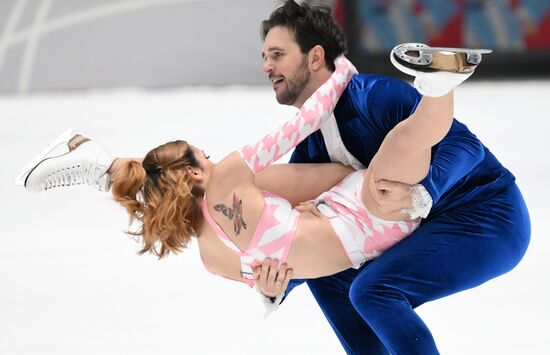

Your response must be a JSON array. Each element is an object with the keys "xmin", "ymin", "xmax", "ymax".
[{"xmin": 306, "ymin": 183, "xmax": 530, "ymax": 354}]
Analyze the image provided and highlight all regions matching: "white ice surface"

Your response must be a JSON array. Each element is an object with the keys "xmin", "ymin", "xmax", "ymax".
[{"xmin": 1, "ymin": 81, "xmax": 549, "ymax": 354}]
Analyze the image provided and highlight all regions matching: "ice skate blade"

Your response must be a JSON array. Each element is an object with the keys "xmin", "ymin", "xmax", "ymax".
[
  {"xmin": 392, "ymin": 43, "xmax": 492, "ymax": 73},
  {"xmin": 14, "ymin": 128, "xmax": 75, "ymax": 186}
]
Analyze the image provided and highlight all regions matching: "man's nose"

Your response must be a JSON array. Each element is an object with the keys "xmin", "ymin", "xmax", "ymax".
[{"xmin": 262, "ymin": 60, "xmax": 275, "ymax": 74}]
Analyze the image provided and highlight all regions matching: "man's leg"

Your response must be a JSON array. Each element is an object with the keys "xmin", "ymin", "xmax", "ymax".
[
  {"xmin": 347, "ymin": 184, "xmax": 530, "ymax": 354},
  {"xmin": 306, "ymin": 266, "xmax": 389, "ymax": 354}
]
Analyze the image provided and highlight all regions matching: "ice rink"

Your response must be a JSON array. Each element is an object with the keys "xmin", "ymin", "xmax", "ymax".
[{"xmin": 1, "ymin": 80, "xmax": 549, "ymax": 354}]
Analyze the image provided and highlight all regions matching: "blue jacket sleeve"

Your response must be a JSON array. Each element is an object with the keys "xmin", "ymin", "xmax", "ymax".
[{"xmin": 420, "ymin": 119, "xmax": 485, "ymax": 204}]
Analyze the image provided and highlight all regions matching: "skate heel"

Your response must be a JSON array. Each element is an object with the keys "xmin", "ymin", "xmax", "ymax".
[
  {"xmin": 392, "ymin": 43, "xmax": 492, "ymax": 74},
  {"xmin": 14, "ymin": 128, "xmax": 76, "ymax": 186},
  {"xmin": 68, "ymin": 134, "xmax": 90, "ymax": 151}
]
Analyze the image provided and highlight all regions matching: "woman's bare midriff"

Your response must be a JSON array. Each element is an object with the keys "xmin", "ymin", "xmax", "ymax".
[
  {"xmin": 286, "ymin": 210, "xmax": 353, "ymax": 279},
  {"xmin": 197, "ymin": 209, "xmax": 353, "ymax": 282}
]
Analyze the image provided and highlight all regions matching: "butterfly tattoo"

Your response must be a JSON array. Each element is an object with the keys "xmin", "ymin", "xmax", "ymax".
[{"xmin": 214, "ymin": 193, "xmax": 247, "ymax": 235}]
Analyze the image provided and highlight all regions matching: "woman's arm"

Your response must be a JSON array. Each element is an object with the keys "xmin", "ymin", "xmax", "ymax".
[
  {"xmin": 211, "ymin": 56, "xmax": 355, "ymax": 195},
  {"xmin": 209, "ymin": 56, "xmax": 356, "ymax": 206},
  {"xmin": 238, "ymin": 56, "xmax": 357, "ymax": 174},
  {"xmin": 255, "ymin": 163, "xmax": 353, "ymax": 207}
]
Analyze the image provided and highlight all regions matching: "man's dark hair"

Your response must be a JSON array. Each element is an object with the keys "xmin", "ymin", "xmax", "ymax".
[{"xmin": 261, "ymin": 0, "xmax": 347, "ymax": 71}]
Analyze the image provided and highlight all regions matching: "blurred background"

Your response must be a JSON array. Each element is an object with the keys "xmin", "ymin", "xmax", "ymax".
[
  {"xmin": 1, "ymin": 1, "xmax": 549, "ymax": 355},
  {"xmin": 1, "ymin": 0, "xmax": 549, "ymax": 94}
]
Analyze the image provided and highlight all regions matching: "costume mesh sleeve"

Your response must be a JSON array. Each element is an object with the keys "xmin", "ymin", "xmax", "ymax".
[{"xmin": 239, "ymin": 56, "xmax": 357, "ymax": 173}]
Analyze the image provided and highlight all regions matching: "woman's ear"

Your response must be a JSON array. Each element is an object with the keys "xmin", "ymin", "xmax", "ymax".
[
  {"xmin": 186, "ymin": 166, "xmax": 204, "ymax": 183},
  {"xmin": 309, "ymin": 45, "xmax": 326, "ymax": 72}
]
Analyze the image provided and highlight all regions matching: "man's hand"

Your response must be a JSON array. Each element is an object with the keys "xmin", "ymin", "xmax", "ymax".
[
  {"xmin": 253, "ymin": 258, "xmax": 292, "ymax": 298},
  {"xmin": 368, "ymin": 176, "xmax": 413, "ymax": 214}
]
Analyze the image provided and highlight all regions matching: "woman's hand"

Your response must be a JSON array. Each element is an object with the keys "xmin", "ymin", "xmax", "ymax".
[{"xmin": 253, "ymin": 258, "xmax": 292, "ymax": 298}]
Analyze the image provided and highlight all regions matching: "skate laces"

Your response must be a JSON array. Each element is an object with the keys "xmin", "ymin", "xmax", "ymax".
[{"xmin": 41, "ymin": 163, "xmax": 104, "ymax": 190}]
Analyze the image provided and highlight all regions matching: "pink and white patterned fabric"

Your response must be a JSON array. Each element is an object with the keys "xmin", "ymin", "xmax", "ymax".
[
  {"xmin": 201, "ymin": 192, "xmax": 299, "ymax": 287},
  {"xmin": 239, "ymin": 56, "xmax": 357, "ymax": 173},
  {"xmin": 315, "ymin": 170, "xmax": 420, "ymax": 268}
]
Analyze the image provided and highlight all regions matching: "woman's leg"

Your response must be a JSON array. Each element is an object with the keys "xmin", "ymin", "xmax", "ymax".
[
  {"xmin": 367, "ymin": 89, "xmax": 455, "ymax": 186},
  {"xmin": 368, "ymin": 45, "xmax": 483, "ymax": 186}
]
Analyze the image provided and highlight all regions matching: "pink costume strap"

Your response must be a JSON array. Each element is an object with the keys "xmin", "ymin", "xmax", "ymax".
[{"xmin": 239, "ymin": 56, "xmax": 357, "ymax": 173}]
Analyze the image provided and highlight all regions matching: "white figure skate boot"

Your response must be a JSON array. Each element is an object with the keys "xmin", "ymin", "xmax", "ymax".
[
  {"xmin": 390, "ymin": 43, "xmax": 492, "ymax": 97},
  {"xmin": 15, "ymin": 129, "xmax": 114, "ymax": 192}
]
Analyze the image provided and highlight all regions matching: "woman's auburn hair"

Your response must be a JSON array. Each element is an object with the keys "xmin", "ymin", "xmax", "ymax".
[{"xmin": 111, "ymin": 140, "xmax": 204, "ymax": 258}]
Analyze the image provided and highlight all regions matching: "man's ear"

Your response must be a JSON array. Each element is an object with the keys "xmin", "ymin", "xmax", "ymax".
[{"xmin": 309, "ymin": 45, "xmax": 326, "ymax": 72}]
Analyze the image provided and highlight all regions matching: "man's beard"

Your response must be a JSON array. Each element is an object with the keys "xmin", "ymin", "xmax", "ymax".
[{"xmin": 276, "ymin": 56, "xmax": 310, "ymax": 106}]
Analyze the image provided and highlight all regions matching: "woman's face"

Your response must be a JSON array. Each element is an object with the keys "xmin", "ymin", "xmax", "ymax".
[{"xmin": 189, "ymin": 144, "xmax": 214, "ymax": 173}]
